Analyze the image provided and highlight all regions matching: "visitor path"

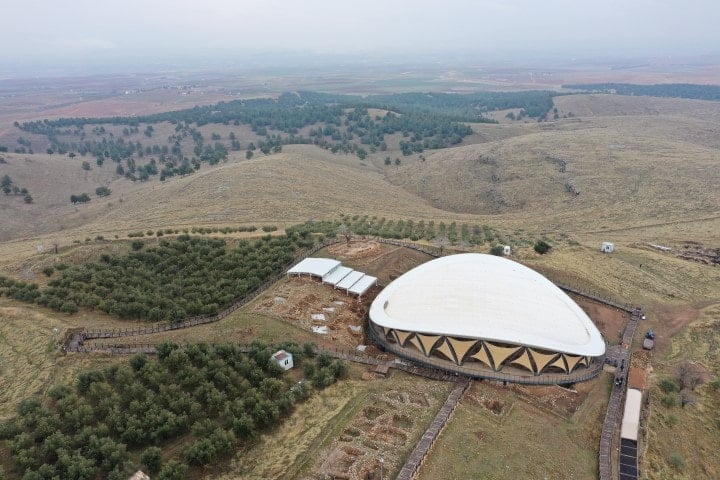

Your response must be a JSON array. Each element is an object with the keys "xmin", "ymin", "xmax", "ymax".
[{"xmin": 598, "ymin": 308, "xmax": 641, "ymax": 480}]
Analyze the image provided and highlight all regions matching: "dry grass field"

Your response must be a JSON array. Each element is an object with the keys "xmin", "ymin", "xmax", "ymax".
[
  {"xmin": 215, "ymin": 369, "xmax": 453, "ymax": 480},
  {"xmin": 418, "ymin": 376, "xmax": 612, "ymax": 480},
  {"xmin": 1, "ymin": 87, "xmax": 720, "ymax": 479}
]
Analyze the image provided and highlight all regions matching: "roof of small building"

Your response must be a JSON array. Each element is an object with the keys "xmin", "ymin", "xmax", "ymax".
[{"xmin": 272, "ymin": 350, "xmax": 290, "ymax": 360}]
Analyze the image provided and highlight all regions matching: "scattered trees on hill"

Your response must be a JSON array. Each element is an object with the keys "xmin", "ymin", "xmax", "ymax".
[
  {"xmin": 2, "ymin": 174, "xmax": 32, "ymax": 202},
  {"xmin": 288, "ymin": 216, "xmax": 510, "ymax": 247},
  {"xmin": 1, "ymin": 174, "xmax": 12, "ymax": 194},
  {"xmin": 13, "ymin": 90, "xmax": 557, "ymax": 185},
  {"xmin": 70, "ymin": 193, "xmax": 91, "ymax": 204},
  {"xmin": 95, "ymin": 186, "xmax": 111, "ymax": 197},
  {"xmin": 0, "ymin": 342, "xmax": 346, "ymax": 479}
]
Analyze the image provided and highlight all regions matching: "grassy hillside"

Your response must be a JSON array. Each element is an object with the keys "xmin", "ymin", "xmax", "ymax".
[
  {"xmin": 1, "ymin": 91, "xmax": 719, "ymax": 479},
  {"xmin": 384, "ymin": 111, "xmax": 720, "ymax": 231}
]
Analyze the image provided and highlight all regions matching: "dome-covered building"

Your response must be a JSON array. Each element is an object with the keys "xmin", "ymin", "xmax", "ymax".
[{"xmin": 368, "ymin": 253, "xmax": 605, "ymax": 382}]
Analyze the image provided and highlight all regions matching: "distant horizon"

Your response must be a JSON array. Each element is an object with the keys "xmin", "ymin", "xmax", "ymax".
[
  {"xmin": 3, "ymin": 0, "xmax": 720, "ymax": 79},
  {"xmin": 3, "ymin": 48, "xmax": 720, "ymax": 81}
]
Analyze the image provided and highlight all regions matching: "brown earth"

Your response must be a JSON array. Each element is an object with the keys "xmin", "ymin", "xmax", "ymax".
[
  {"xmin": 570, "ymin": 294, "xmax": 630, "ymax": 345},
  {"xmin": 252, "ymin": 276, "xmax": 375, "ymax": 350},
  {"xmin": 300, "ymin": 375, "xmax": 453, "ymax": 480},
  {"xmin": 643, "ymin": 302, "xmax": 700, "ymax": 353},
  {"xmin": 322, "ymin": 241, "xmax": 433, "ymax": 284}
]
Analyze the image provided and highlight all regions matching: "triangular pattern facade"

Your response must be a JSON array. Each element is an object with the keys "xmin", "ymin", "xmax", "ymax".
[
  {"xmin": 446, "ymin": 337, "xmax": 478, "ymax": 365},
  {"xmin": 529, "ymin": 349, "xmax": 560, "ymax": 373},
  {"xmin": 485, "ymin": 343, "xmax": 522, "ymax": 371},
  {"xmin": 469, "ymin": 343, "xmax": 493, "ymax": 368},
  {"xmin": 509, "ymin": 348, "xmax": 535, "ymax": 373},
  {"xmin": 434, "ymin": 339, "xmax": 458, "ymax": 364},
  {"xmin": 415, "ymin": 334, "xmax": 442, "ymax": 356}
]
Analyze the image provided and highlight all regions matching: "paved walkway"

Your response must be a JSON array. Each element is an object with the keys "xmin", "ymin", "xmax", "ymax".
[{"xmin": 598, "ymin": 308, "xmax": 641, "ymax": 480}]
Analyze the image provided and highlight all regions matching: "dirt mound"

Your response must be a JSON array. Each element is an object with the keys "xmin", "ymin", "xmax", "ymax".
[{"xmin": 327, "ymin": 240, "xmax": 383, "ymax": 259}]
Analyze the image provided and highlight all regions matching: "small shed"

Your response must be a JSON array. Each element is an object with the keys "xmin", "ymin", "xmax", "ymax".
[
  {"xmin": 271, "ymin": 350, "xmax": 294, "ymax": 370},
  {"xmin": 128, "ymin": 472, "xmax": 150, "ymax": 480},
  {"xmin": 503, "ymin": 245, "xmax": 511, "ymax": 256},
  {"xmin": 601, "ymin": 242, "xmax": 614, "ymax": 253}
]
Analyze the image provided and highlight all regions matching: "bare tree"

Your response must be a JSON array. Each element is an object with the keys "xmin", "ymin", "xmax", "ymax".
[
  {"xmin": 435, "ymin": 235, "xmax": 449, "ymax": 256},
  {"xmin": 338, "ymin": 224, "xmax": 352, "ymax": 246},
  {"xmin": 680, "ymin": 389, "xmax": 696, "ymax": 408},
  {"xmin": 676, "ymin": 361, "xmax": 702, "ymax": 391}
]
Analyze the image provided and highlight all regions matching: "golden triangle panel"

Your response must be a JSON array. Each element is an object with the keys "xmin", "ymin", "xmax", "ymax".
[
  {"xmin": 547, "ymin": 355, "xmax": 569, "ymax": 373},
  {"xmin": 509, "ymin": 348, "xmax": 535, "ymax": 373},
  {"xmin": 407, "ymin": 335, "xmax": 424, "ymax": 355},
  {"xmin": 565, "ymin": 354, "xmax": 584, "ymax": 372},
  {"xmin": 447, "ymin": 338, "xmax": 478, "ymax": 364},
  {"xmin": 470, "ymin": 344, "xmax": 493, "ymax": 368},
  {"xmin": 529, "ymin": 349, "xmax": 560, "ymax": 373},
  {"xmin": 434, "ymin": 338, "xmax": 458, "ymax": 364},
  {"xmin": 393, "ymin": 330, "xmax": 413, "ymax": 347},
  {"xmin": 485, "ymin": 343, "xmax": 522, "ymax": 371},
  {"xmin": 415, "ymin": 334, "xmax": 442, "ymax": 356}
]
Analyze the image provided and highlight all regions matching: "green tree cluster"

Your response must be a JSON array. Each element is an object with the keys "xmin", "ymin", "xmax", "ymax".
[
  {"xmin": 0, "ymin": 234, "xmax": 302, "ymax": 322},
  {"xmin": 0, "ymin": 342, "xmax": 339, "ymax": 479}
]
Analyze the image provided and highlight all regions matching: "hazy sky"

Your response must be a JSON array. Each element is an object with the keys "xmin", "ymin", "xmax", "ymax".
[{"xmin": 2, "ymin": 0, "xmax": 719, "ymax": 72}]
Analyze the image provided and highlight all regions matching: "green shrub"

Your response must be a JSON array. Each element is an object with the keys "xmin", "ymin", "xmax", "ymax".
[
  {"xmin": 489, "ymin": 245, "xmax": 505, "ymax": 256},
  {"xmin": 667, "ymin": 414, "xmax": 678, "ymax": 426},
  {"xmin": 42, "ymin": 266, "xmax": 54, "ymax": 277},
  {"xmin": 534, "ymin": 240, "xmax": 551, "ymax": 254},
  {"xmin": 59, "ymin": 300, "xmax": 78, "ymax": 314},
  {"xmin": 660, "ymin": 378, "xmax": 677, "ymax": 393},
  {"xmin": 141, "ymin": 446, "xmax": 163, "ymax": 474},
  {"xmin": 669, "ymin": 452, "xmax": 685, "ymax": 470},
  {"xmin": 661, "ymin": 394, "xmax": 677, "ymax": 408},
  {"xmin": 156, "ymin": 460, "xmax": 187, "ymax": 480}
]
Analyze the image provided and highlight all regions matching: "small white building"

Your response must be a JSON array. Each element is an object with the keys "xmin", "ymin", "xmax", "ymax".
[
  {"xmin": 502, "ymin": 245, "xmax": 511, "ymax": 256},
  {"xmin": 271, "ymin": 350, "xmax": 294, "ymax": 370},
  {"xmin": 601, "ymin": 242, "xmax": 614, "ymax": 253}
]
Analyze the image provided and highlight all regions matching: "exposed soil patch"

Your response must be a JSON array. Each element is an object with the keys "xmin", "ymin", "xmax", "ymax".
[
  {"xmin": 326, "ymin": 240, "xmax": 384, "ymax": 260},
  {"xmin": 320, "ymin": 241, "xmax": 433, "ymax": 285},
  {"xmin": 301, "ymin": 377, "xmax": 452, "ymax": 480},
  {"xmin": 465, "ymin": 383, "xmax": 514, "ymax": 419},
  {"xmin": 251, "ymin": 243, "xmax": 432, "ymax": 349},
  {"xmin": 646, "ymin": 302, "xmax": 700, "ymax": 353},
  {"xmin": 252, "ymin": 276, "xmax": 375, "ymax": 349},
  {"xmin": 570, "ymin": 294, "xmax": 629, "ymax": 344},
  {"xmin": 509, "ymin": 381, "xmax": 593, "ymax": 419}
]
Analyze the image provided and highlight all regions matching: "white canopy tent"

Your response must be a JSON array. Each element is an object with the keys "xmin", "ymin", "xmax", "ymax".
[
  {"xmin": 287, "ymin": 258, "xmax": 341, "ymax": 278},
  {"xmin": 348, "ymin": 275, "xmax": 377, "ymax": 297},
  {"xmin": 322, "ymin": 266, "xmax": 353, "ymax": 286}
]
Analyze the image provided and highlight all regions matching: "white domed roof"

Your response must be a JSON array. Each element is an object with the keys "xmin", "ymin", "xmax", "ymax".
[{"xmin": 369, "ymin": 253, "xmax": 605, "ymax": 356}]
